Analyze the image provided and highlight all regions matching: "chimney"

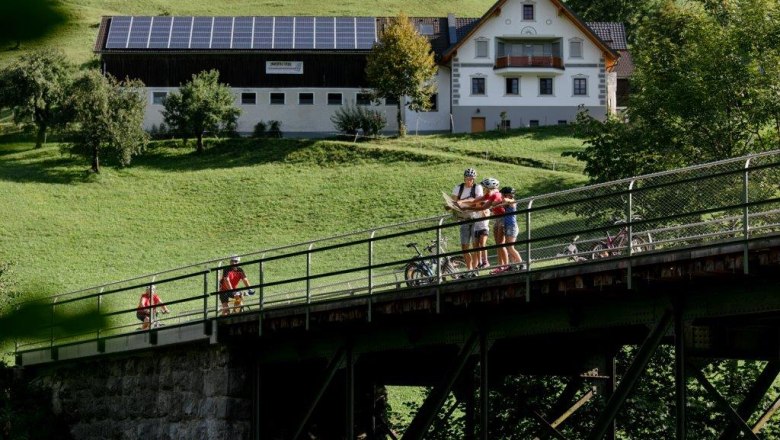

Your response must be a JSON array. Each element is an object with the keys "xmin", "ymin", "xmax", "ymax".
[{"xmin": 447, "ymin": 13, "xmax": 458, "ymax": 45}]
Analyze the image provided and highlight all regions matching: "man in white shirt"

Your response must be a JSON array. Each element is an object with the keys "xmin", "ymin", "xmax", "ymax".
[{"xmin": 451, "ymin": 168, "xmax": 484, "ymax": 271}]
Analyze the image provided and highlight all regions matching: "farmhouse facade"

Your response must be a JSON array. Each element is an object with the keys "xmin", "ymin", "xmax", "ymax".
[{"xmin": 94, "ymin": 0, "xmax": 631, "ymax": 136}]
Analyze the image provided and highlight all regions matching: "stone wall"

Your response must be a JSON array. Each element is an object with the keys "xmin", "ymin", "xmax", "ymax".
[{"xmin": 28, "ymin": 345, "xmax": 253, "ymax": 440}]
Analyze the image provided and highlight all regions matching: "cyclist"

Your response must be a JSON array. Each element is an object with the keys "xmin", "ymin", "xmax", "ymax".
[
  {"xmin": 219, "ymin": 255, "xmax": 255, "ymax": 315},
  {"xmin": 136, "ymin": 284, "xmax": 170, "ymax": 330},
  {"xmin": 493, "ymin": 186, "xmax": 525, "ymax": 273},
  {"xmin": 458, "ymin": 177, "xmax": 505, "ymax": 272},
  {"xmin": 451, "ymin": 168, "xmax": 483, "ymax": 272}
]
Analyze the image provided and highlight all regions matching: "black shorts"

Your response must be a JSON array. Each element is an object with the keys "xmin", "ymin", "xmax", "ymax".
[
  {"xmin": 136, "ymin": 311, "xmax": 149, "ymax": 322},
  {"xmin": 219, "ymin": 291, "xmax": 238, "ymax": 304}
]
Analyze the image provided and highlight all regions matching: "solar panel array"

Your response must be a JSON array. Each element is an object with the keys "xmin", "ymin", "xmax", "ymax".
[{"xmin": 104, "ymin": 16, "xmax": 378, "ymax": 50}]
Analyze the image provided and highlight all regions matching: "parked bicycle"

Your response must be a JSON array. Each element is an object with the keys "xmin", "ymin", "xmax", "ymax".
[
  {"xmin": 404, "ymin": 238, "xmax": 467, "ymax": 287},
  {"xmin": 591, "ymin": 219, "xmax": 653, "ymax": 259},
  {"xmin": 557, "ymin": 235, "xmax": 587, "ymax": 262}
]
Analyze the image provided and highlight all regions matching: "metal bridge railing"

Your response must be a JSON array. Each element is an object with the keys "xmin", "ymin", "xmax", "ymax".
[{"xmin": 12, "ymin": 150, "xmax": 780, "ymax": 355}]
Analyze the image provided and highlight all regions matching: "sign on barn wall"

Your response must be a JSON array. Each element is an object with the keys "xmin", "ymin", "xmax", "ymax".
[{"xmin": 266, "ymin": 61, "xmax": 304, "ymax": 74}]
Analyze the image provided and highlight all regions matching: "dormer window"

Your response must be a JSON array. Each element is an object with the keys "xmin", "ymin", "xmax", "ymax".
[
  {"xmin": 475, "ymin": 38, "xmax": 489, "ymax": 58},
  {"xmin": 417, "ymin": 23, "xmax": 434, "ymax": 36},
  {"xmin": 523, "ymin": 4, "xmax": 535, "ymax": 21}
]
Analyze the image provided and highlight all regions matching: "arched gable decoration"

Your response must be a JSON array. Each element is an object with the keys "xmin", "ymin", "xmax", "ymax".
[{"xmin": 441, "ymin": 0, "xmax": 619, "ymax": 71}]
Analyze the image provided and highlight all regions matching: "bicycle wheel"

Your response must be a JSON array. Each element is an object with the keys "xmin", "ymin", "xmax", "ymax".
[
  {"xmin": 591, "ymin": 243, "xmax": 609, "ymax": 259},
  {"xmin": 405, "ymin": 263, "xmax": 432, "ymax": 287},
  {"xmin": 630, "ymin": 236, "xmax": 647, "ymax": 253},
  {"xmin": 443, "ymin": 256, "xmax": 467, "ymax": 280}
]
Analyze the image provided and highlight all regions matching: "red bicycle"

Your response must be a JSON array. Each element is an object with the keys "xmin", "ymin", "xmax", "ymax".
[{"xmin": 591, "ymin": 219, "xmax": 652, "ymax": 259}]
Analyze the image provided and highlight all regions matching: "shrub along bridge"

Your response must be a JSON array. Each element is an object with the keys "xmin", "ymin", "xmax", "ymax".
[{"xmin": 13, "ymin": 151, "xmax": 780, "ymax": 439}]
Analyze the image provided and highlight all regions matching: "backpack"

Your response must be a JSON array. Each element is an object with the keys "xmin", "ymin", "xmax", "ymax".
[{"xmin": 457, "ymin": 183, "xmax": 477, "ymax": 200}]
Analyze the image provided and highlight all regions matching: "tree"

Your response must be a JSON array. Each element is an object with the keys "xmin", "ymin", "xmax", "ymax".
[
  {"xmin": 365, "ymin": 12, "xmax": 437, "ymax": 137},
  {"xmin": 0, "ymin": 49, "xmax": 73, "ymax": 148},
  {"xmin": 65, "ymin": 70, "xmax": 148, "ymax": 173},
  {"xmin": 567, "ymin": 0, "xmax": 780, "ymax": 183},
  {"xmin": 563, "ymin": 0, "xmax": 659, "ymax": 34},
  {"xmin": 162, "ymin": 70, "xmax": 240, "ymax": 153}
]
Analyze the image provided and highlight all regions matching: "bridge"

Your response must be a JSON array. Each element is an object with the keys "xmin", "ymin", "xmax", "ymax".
[{"xmin": 12, "ymin": 151, "xmax": 780, "ymax": 439}]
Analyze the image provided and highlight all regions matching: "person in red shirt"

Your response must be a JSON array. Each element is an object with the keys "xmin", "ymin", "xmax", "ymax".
[
  {"xmin": 219, "ymin": 255, "xmax": 254, "ymax": 315},
  {"xmin": 136, "ymin": 285, "xmax": 170, "ymax": 330},
  {"xmin": 456, "ymin": 178, "xmax": 508, "ymax": 273}
]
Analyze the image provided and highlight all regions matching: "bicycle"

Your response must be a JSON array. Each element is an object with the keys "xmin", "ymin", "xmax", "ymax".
[
  {"xmin": 404, "ymin": 238, "xmax": 467, "ymax": 287},
  {"xmin": 557, "ymin": 235, "xmax": 587, "ymax": 262},
  {"xmin": 591, "ymin": 219, "xmax": 653, "ymax": 259}
]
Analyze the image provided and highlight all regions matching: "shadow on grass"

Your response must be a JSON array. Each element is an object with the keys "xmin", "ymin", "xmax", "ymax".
[
  {"xmin": 134, "ymin": 137, "xmax": 446, "ymax": 172},
  {"xmin": 429, "ymin": 125, "xmax": 581, "ymax": 142},
  {"xmin": 0, "ymin": 156, "xmax": 91, "ymax": 184},
  {"xmin": 132, "ymin": 137, "xmax": 318, "ymax": 172},
  {"xmin": 0, "ymin": 136, "xmax": 449, "ymax": 184}
]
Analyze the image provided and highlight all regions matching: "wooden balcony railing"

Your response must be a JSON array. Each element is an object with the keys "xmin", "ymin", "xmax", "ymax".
[{"xmin": 495, "ymin": 56, "xmax": 564, "ymax": 69}]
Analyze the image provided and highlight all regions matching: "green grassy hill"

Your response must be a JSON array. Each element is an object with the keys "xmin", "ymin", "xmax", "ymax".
[
  {"xmin": 0, "ymin": 127, "xmax": 585, "ymax": 294},
  {"xmin": 1, "ymin": 0, "xmax": 495, "ymax": 67}
]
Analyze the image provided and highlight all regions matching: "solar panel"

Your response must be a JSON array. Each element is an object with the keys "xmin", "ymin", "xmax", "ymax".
[
  {"xmin": 274, "ymin": 17, "xmax": 294, "ymax": 49},
  {"xmin": 355, "ymin": 17, "xmax": 376, "ymax": 49},
  {"xmin": 232, "ymin": 17, "xmax": 253, "ymax": 49},
  {"xmin": 335, "ymin": 17, "xmax": 356, "ymax": 49},
  {"xmin": 169, "ymin": 16, "xmax": 192, "ymax": 49},
  {"xmin": 292, "ymin": 17, "xmax": 314, "ymax": 49},
  {"xmin": 105, "ymin": 15, "xmax": 379, "ymax": 50},
  {"xmin": 211, "ymin": 17, "xmax": 233, "ymax": 49},
  {"xmin": 253, "ymin": 17, "xmax": 273, "ymax": 49},
  {"xmin": 127, "ymin": 16, "xmax": 152, "ymax": 49},
  {"xmin": 148, "ymin": 16, "xmax": 173, "ymax": 49},
  {"xmin": 314, "ymin": 17, "xmax": 335, "ymax": 49},
  {"xmin": 190, "ymin": 16, "xmax": 213, "ymax": 49},
  {"xmin": 106, "ymin": 16, "xmax": 131, "ymax": 49}
]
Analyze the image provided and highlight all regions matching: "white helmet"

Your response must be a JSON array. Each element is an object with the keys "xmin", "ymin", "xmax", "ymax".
[
  {"xmin": 229, "ymin": 255, "xmax": 240, "ymax": 263},
  {"xmin": 481, "ymin": 177, "xmax": 499, "ymax": 189},
  {"xmin": 464, "ymin": 168, "xmax": 477, "ymax": 178}
]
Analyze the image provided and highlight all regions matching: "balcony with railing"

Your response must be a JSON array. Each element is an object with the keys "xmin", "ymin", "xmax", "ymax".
[
  {"xmin": 495, "ymin": 55, "xmax": 563, "ymax": 70},
  {"xmin": 494, "ymin": 38, "xmax": 565, "ymax": 75}
]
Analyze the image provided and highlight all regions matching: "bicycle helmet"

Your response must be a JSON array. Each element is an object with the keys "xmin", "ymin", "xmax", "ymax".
[
  {"xmin": 229, "ymin": 255, "xmax": 240, "ymax": 263},
  {"xmin": 500, "ymin": 186, "xmax": 515, "ymax": 196},
  {"xmin": 463, "ymin": 168, "xmax": 477, "ymax": 178},
  {"xmin": 481, "ymin": 177, "xmax": 499, "ymax": 189}
]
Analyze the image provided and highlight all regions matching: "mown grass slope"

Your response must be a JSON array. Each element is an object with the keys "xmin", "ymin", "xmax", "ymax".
[{"xmin": 0, "ymin": 127, "xmax": 585, "ymax": 294}]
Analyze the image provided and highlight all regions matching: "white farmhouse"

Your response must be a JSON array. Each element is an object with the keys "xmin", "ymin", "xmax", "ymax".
[{"xmin": 94, "ymin": 0, "xmax": 628, "ymax": 136}]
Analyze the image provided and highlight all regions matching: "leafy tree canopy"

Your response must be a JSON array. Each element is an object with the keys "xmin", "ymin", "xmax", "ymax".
[
  {"xmin": 0, "ymin": 49, "xmax": 73, "ymax": 148},
  {"xmin": 162, "ymin": 69, "xmax": 240, "ymax": 153},
  {"xmin": 568, "ymin": 0, "xmax": 780, "ymax": 183},
  {"xmin": 366, "ymin": 12, "xmax": 437, "ymax": 136},
  {"xmin": 65, "ymin": 70, "xmax": 148, "ymax": 173}
]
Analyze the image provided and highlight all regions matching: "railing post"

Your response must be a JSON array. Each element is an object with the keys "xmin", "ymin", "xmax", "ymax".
[
  {"xmin": 627, "ymin": 180, "xmax": 635, "ymax": 290},
  {"xmin": 50, "ymin": 299, "xmax": 55, "ymax": 349},
  {"xmin": 525, "ymin": 199, "xmax": 534, "ymax": 302},
  {"xmin": 306, "ymin": 244, "xmax": 313, "ymax": 331},
  {"xmin": 202, "ymin": 271, "xmax": 209, "ymax": 332},
  {"xmin": 215, "ymin": 262, "xmax": 222, "ymax": 318},
  {"xmin": 436, "ymin": 218, "xmax": 445, "ymax": 314},
  {"xmin": 368, "ymin": 231, "xmax": 376, "ymax": 323},
  {"xmin": 97, "ymin": 287, "xmax": 103, "ymax": 340},
  {"xmin": 743, "ymin": 159, "xmax": 751, "ymax": 275},
  {"xmin": 259, "ymin": 254, "xmax": 265, "ymax": 336}
]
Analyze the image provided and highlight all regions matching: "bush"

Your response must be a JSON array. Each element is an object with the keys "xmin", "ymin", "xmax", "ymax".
[
  {"xmin": 331, "ymin": 105, "xmax": 387, "ymax": 137},
  {"xmin": 252, "ymin": 121, "xmax": 267, "ymax": 138},
  {"xmin": 268, "ymin": 120, "xmax": 282, "ymax": 138},
  {"xmin": 361, "ymin": 109, "xmax": 387, "ymax": 137},
  {"xmin": 331, "ymin": 105, "xmax": 363, "ymax": 135}
]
